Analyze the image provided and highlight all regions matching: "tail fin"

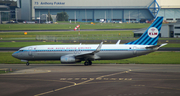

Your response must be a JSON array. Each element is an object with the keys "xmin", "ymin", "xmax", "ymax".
[{"xmin": 126, "ymin": 16, "xmax": 163, "ymax": 45}]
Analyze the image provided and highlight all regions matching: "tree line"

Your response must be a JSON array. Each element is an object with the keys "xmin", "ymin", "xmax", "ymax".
[{"xmin": 47, "ymin": 11, "xmax": 69, "ymax": 21}]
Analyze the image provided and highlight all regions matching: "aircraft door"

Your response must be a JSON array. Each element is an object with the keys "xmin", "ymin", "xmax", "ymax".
[
  {"xmin": 28, "ymin": 47, "xmax": 33, "ymax": 56},
  {"xmin": 133, "ymin": 46, "xmax": 137, "ymax": 55}
]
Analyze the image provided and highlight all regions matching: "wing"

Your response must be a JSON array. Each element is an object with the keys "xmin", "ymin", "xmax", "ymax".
[
  {"xmin": 75, "ymin": 42, "xmax": 103, "ymax": 60},
  {"xmin": 65, "ymin": 42, "xmax": 103, "ymax": 60}
]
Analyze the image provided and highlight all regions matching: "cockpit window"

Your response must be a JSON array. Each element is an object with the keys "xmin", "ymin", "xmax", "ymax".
[{"xmin": 19, "ymin": 50, "xmax": 23, "ymax": 52}]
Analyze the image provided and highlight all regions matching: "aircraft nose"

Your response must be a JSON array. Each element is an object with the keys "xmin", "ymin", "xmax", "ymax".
[{"xmin": 12, "ymin": 52, "xmax": 18, "ymax": 58}]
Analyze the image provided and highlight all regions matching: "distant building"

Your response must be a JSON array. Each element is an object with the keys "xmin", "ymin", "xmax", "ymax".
[
  {"xmin": 133, "ymin": 23, "xmax": 180, "ymax": 38},
  {"xmin": 17, "ymin": 0, "xmax": 180, "ymax": 23},
  {"xmin": 0, "ymin": 0, "xmax": 17, "ymax": 21},
  {"xmin": 157, "ymin": 0, "xmax": 180, "ymax": 22},
  {"xmin": 0, "ymin": 5, "xmax": 10, "ymax": 23},
  {"xmin": 16, "ymin": 0, "xmax": 157, "ymax": 22}
]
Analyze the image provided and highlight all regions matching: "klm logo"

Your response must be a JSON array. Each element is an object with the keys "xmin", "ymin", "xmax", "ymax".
[{"xmin": 148, "ymin": 27, "xmax": 159, "ymax": 38}]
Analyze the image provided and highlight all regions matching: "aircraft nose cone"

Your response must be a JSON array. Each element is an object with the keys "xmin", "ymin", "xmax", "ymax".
[{"xmin": 12, "ymin": 53, "xmax": 18, "ymax": 58}]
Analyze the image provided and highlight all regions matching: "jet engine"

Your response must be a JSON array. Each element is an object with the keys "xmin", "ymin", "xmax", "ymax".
[{"xmin": 60, "ymin": 56, "xmax": 80, "ymax": 63}]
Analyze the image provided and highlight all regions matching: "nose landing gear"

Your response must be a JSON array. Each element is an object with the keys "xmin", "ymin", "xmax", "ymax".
[{"xmin": 26, "ymin": 62, "xmax": 29, "ymax": 66}]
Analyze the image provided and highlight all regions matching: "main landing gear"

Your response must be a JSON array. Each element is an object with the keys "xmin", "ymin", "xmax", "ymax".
[
  {"xmin": 26, "ymin": 62, "xmax": 29, "ymax": 66},
  {"xmin": 84, "ymin": 60, "xmax": 92, "ymax": 66}
]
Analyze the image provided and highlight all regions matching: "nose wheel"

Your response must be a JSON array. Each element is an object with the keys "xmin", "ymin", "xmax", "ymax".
[
  {"xmin": 84, "ymin": 60, "xmax": 92, "ymax": 66},
  {"xmin": 26, "ymin": 62, "xmax": 29, "ymax": 66}
]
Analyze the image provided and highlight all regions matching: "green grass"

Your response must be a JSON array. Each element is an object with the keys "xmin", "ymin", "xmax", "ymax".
[
  {"xmin": 0, "ymin": 42, "xmax": 65, "ymax": 47},
  {"xmin": 0, "ymin": 31, "xmax": 133, "ymax": 40},
  {"xmin": 0, "ymin": 70, "xmax": 10, "ymax": 74},
  {"xmin": 0, "ymin": 52, "xmax": 180, "ymax": 64},
  {"xmin": 0, "ymin": 23, "xmax": 151, "ymax": 30},
  {"xmin": 0, "ymin": 31, "xmax": 133, "ymax": 35},
  {"xmin": 0, "ymin": 31, "xmax": 180, "ymax": 48},
  {"xmin": 160, "ymin": 43, "xmax": 180, "ymax": 48},
  {"xmin": 2, "ymin": 31, "xmax": 180, "ymax": 41},
  {"xmin": 93, "ymin": 52, "xmax": 180, "ymax": 64}
]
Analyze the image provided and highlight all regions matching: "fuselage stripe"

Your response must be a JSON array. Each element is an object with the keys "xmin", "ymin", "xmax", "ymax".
[{"xmin": 14, "ymin": 49, "xmax": 148, "ymax": 54}]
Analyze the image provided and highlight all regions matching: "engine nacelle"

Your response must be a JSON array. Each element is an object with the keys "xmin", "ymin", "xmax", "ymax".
[{"xmin": 60, "ymin": 56, "xmax": 77, "ymax": 63}]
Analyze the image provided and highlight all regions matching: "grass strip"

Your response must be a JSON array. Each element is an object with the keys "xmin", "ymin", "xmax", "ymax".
[
  {"xmin": 0, "ymin": 23, "xmax": 151, "ymax": 30},
  {"xmin": 0, "ymin": 52, "xmax": 179, "ymax": 64},
  {"xmin": 0, "ymin": 42, "xmax": 64, "ymax": 48},
  {"xmin": 0, "ymin": 31, "xmax": 133, "ymax": 40},
  {"xmin": 0, "ymin": 70, "xmax": 10, "ymax": 74},
  {"xmin": 0, "ymin": 31, "xmax": 133, "ymax": 35}
]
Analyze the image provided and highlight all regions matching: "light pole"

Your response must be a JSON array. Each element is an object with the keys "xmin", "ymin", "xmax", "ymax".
[
  {"xmin": 15, "ymin": 9, "xmax": 18, "ymax": 22},
  {"xmin": 105, "ymin": 11, "xmax": 106, "ymax": 23},
  {"xmin": 85, "ymin": 9, "xmax": 87, "ymax": 23},
  {"xmin": 0, "ymin": 12, "xmax": 1, "ymax": 24},
  {"xmin": 129, "ymin": 11, "xmax": 130, "ymax": 23},
  {"xmin": 75, "ymin": 11, "xmax": 76, "ymax": 24},
  {"xmin": 39, "ymin": 11, "xmax": 40, "ymax": 24}
]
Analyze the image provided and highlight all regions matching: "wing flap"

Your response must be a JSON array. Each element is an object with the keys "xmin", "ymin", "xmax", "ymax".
[{"xmin": 76, "ymin": 42, "xmax": 103, "ymax": 59}]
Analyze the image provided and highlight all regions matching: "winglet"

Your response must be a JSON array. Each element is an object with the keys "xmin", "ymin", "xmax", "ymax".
[
  {"xmin": 93, "ymin": 42, "xmax": 103, "ymax": 53},
  {"xmin": 116, "ymin": 40, "xmax": 121, "ymax": 45}
]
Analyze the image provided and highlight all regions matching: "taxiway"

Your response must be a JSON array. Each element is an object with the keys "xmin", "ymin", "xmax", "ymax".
[{"xmin": 1, "ymin": 64, "xmax": 180, "ymax": 96}]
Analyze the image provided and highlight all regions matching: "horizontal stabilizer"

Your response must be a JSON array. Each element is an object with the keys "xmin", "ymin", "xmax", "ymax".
[
  {"xmin": 146, "ymin": 43, "xmax": 167, "ymax": 49},
  {"xmin": 159, "ymin": 43, "xmax": 167, "ymax": 47},
  {"xmin": 146, "ymin": 45, "xmax": 161, "ymax": 49}
]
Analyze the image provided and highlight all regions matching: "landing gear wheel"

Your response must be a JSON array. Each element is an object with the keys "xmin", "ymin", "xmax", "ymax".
[
  {"xmin": 88, "ymin": 60, "xmax": 92, "ymax": 65},
  {"xmin": 26, "ymin": 62, "xmax": 29, "ymax": 66},
  {"xmin": 84, "ymin": 62, "xmax": 89, "ymax": 66},
  {"xmin": 84, "ymin": 60, "xmax": 92, "ymax": 66}
]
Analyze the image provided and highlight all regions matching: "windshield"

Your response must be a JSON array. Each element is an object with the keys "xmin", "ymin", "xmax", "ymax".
[{"xmin": 18, "ymin": 50, "xmax": 23, "ymax": 52}]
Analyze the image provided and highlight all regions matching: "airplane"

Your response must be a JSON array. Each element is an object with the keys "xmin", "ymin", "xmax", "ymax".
[{"xmin": 12, "ymin": 16, "xmax": 167, "ymax": 66}]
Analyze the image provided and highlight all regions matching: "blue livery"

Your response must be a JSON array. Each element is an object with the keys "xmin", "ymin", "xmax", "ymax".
[{"xmin": 126, "ymin": 16, "xmax": 163, "ymax": 45}]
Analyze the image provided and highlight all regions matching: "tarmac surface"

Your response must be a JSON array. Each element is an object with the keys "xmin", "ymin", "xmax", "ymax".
[{"xmin": 1, "ymin": 64, "xmax": 180, "ymax": 96}]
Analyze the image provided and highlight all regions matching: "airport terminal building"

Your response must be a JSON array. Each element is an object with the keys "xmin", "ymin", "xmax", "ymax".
[{"xmin": 16, "ymin": 0, "xmax": 180, "ymax": 22}]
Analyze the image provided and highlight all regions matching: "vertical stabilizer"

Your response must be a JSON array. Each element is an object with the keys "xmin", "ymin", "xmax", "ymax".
[{"xmin": 126, "ymin": 16, "xmax": 163, "ymax": 45}]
